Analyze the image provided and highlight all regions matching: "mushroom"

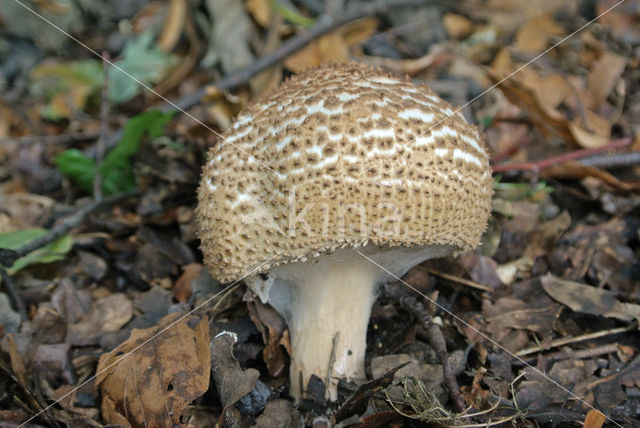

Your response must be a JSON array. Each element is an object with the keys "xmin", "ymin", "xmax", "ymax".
[{"xmin": 197, "ymin": 62, "xmax": 493, "ymax": 401}]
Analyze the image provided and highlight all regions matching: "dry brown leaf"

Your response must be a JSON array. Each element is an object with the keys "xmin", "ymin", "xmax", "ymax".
[
  {"xmin": 67, "ymin": 293, "xmax": 133, "ymax": 346},
  {"xmin": 443, "ymin": 13, "xmax": 474, "ymax": 40},
  {"xmin": 542, "ymin": 162, "xmax": 640, "ymax": 191},
  {"xmin": 211, "ymin": 331, "xmax": 259, "ymax": 408},
  {"xmin": 173, "ymin": 263, "xmax": 202, "ymax": 302},
  {"xmin": 588, "ymin": 51, "xmax": 627, "ymax": 107},
  {"xmin": 341, "ymin": 18, "xmax": 378, "ymax": 46},
  {"xmin": 157, "ymin": 0, "xmax": 186, "ymax": 52},
  {"xmin": 515, "ymin": 14, "xmax": 565, "ymax": 53},
  {"xmin": 489, "ymin": 71, "xmax": 612, "ymax": 148},
  {"xmin": 362, "ymin": 46, "xmax": 451, "ymax": 76},
  {"xmin": 96, "ymin": 314, "xmax": 210, "ymax": 428},
  {"xmin": 284, "ymin": 32, "xmax": 349, "ymax": 72},
  {"xmin": 7, "ymin": 335, "xmax": 28, "ymax": 389},
  {"xmin": 567, "ymin": 122, "xmax": 609, "ymax": 148},
  {"xmin": 583, "ymin": 410, "xmax": 606, "ymax": 428},
  {"xmin": 246, "ymin": 0, "xmax": 272, "ymax": 28},
  {"xmin": 523, "ymin": 211, "xmax": 571, "ymax": 260},
  {"xmin": 203, "ymin": 86, "xmax": 247, "ymax": 131},
  {"xmin": 245, "ymin": 292, "xmax": 291, "ymax": 377},
  {"xmin": 541, "ymin": 274, "xmax": 640, "ymax": 322},
  {"xmin": 534, "ymin": 75, "xmax": 573, "ymax": 110},
  {"xmin": 490, "ymin": 47, "xmax": 513, "ymax": 78}
]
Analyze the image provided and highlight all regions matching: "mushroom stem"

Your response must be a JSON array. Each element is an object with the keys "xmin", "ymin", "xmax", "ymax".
[
  {"xmin": 285, "ymin": 258, "xmax": 379, "ymax": 401},
  {"xmin": 245, "ymin": 244, "xmax": 453, "ymax": 401}
]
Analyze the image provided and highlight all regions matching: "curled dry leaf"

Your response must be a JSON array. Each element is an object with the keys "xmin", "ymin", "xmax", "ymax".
[
  {"xmin": 96, "ymin": 314, "xmax": 210, "ymax": 428},
  {"xmin": 541, "ymin": 274, "xmax": 640, "ymax": 322},
  {"xmin": 542, "ymin": 162, "xmax": 640, "ymax": 192},
  {"xmin": 362, "ymin": 45, "xmax": 452, "ymax": 76},
  {"xmin": 210, "ymin": 331, "xmax": 260, "ymax": 409},
  {"xmin": 488, "ymin": 68, "xmax": 611, "ymax": 149},
  {"xmin": 244, "ymin": 291, "xmax": 291, "ymax": 377}
]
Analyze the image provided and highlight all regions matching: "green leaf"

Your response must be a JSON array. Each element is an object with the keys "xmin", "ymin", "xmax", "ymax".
[
  {"xmin": 55, "ymin": 110, "xmax": 174, "ymax": 196},
  {"xmin": 99, "ymin": 110, "xmax": 174, "ymax": 194},
  {"xmin": 108, "ymin": 31, "xmax": 177, "ymax": 104},
  {"xmin": 54, "ymin": 149, "xmax": 97, "ymax": 194},
  {"xmin": 0, "ymin": 228, "xmax": 73, "ymax": 273}
]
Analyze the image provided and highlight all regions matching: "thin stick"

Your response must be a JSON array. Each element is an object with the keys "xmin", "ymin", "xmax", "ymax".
[
  {"xmin": 513, "ymin": 343, "xmax": 620, "ymax": 366},
  {"xmin": 418, "ymin": 266, "xmax": 491, "ymax": 292},
  {"xmin": 491, "ymin": 138, "xmax": 631, "ymax": 173},
  {"xmin": 580, "ymin": 151, "xmax": 640, "ymax": 170},
  {"xmin": 93, "ymin": 52, "xmax": 111, "ymax": 200},
  {"xmin": 0, "ymin": 133, "xmax": 99, "ymax": 147},
  {"xmin": 0, "ymin": 192, "xmax": 135, "ymax": 268},
  {"xmin": 515, "ymin": 324, "xmax": 637, "ymax": 357}
]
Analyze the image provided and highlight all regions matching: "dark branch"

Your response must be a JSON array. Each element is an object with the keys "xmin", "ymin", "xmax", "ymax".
[
  {"xmin": 382, "ymin": 282, "xmax": 467, "ymax": 412},
  {"xmin": 0, "ymin": 192, "xmax": 135, "ymax": 268}
]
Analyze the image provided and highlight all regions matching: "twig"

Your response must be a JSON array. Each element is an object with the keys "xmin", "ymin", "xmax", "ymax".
[
  {"xmin": 580, "ymin": 151, "xmax": 640, "ymax": 170},
  {"xmin": 0, "ymin": 192, "xmax": 135, "ymax": 268},
  {"xmin": 103, "ymin": 0, "xmax": 434, "ymax": 149},
  {"xmin": 491, "ymin": 138, "xmax": 631, "ymax": 173},
  {"xmin": 515, "ymin": 324, "xmax": 637, "ymax": 357},
  {"xmin": 513, "ymin": 343, "xmax": 620, "ymax": 366},
  {"xmin": 0, "ymin": 133, "xmax": 99, "ymax": 147},
  {"xmin": 417, "ymin": 266, "xmax": 491, "ymax": 292},
  {"xmin": 382, "ymin": 282, "xmax": 467, "ymax": 412},
  {"xmin": 94, "ymin": 52, "xmax": 111, "ymax": 200},
  {"xmin": 0, "ymin": 267, "xmax": 27, "ymax": 321}
]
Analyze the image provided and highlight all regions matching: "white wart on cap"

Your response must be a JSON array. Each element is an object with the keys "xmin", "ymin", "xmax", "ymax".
[{"xmin": 197, "ymin": 61, "xmax": 493, "ymax": 401}]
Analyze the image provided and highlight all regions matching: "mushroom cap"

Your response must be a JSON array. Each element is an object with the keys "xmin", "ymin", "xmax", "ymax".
[{"xmin": 197, "ymin": 62, "xmax": 493, "ymax": 282}]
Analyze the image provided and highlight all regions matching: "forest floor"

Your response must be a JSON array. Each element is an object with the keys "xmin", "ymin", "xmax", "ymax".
[{"xmin": 1, "ymin": 0, "xmax": 639, "ymax": 427}]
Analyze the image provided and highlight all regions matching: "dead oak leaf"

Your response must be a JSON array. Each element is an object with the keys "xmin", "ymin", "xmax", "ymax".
[{"xmin": 96, "ymin": 313, "xmax": 210, "ymax": 428}]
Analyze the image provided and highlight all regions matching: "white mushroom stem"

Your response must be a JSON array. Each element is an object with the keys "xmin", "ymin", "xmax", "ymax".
[{"xmin": 245, "ymin": 243, "xmax": 453, "ymax": 401}]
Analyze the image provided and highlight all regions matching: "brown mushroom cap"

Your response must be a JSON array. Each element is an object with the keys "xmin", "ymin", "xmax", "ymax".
[{"xmin": 197, "ymin": 62, "xmax": 493, "ymax": 282}]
